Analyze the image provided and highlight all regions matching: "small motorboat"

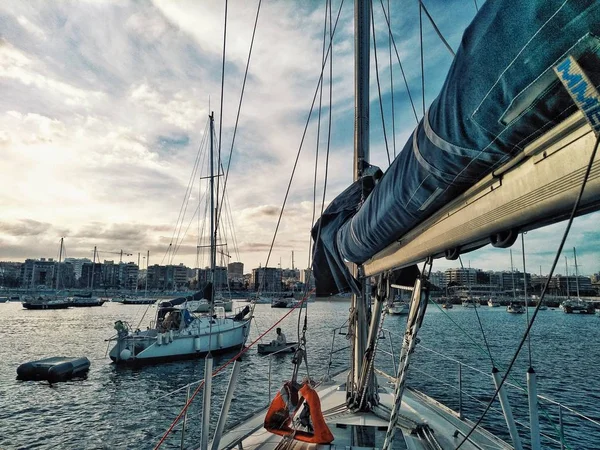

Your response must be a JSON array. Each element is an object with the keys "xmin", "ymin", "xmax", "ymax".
[
  {"xmin": 561, "ymin": 298, "xmax": 595, "ymax": 314},
  {"xmin": 257, "ymin": 342, "xmax": 298, "ymax": 355},
  {"xmin": 388, "ymin": 302, "xmax": 410, "ymax": 315},
  {"xmin": 487, "ymin": 298, "xmax": 500, "ymax": 307},
  {"xmin": 506, "ymin": 302, "xmax": 525, "ymax": 314},
  {"xmin": 17, "ymin": 356, "xmax": 90, "ymax": 383}
]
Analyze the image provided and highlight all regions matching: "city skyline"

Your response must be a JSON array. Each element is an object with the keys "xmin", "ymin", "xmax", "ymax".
[{"xmin": 1, "ymin": 1, "xmax": 600, "ymax": 275}]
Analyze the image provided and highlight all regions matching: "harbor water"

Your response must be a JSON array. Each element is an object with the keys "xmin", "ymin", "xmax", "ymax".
[{"xmin": 1, "ymin": 300, "xmax": 599, "ymax": 449}]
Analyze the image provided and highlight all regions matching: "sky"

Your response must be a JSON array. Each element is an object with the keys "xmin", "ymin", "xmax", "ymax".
[{"xmin": 0, "ymin": 0, "xmax": 599, "ymax": 276}]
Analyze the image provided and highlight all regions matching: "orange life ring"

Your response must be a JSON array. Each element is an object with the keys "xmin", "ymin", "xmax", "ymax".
[{"xmin": 264, "ymin": 382, "xmax": 334, "ymax": 444}]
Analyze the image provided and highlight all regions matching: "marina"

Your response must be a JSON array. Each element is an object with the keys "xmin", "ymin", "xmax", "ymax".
[{"xmin": 1, "ymin": 301, "xmax": 600, "ymax": 448}]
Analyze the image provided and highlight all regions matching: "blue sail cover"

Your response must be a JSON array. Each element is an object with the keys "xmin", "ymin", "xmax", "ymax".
[{"xmin": 312, "ymin": 0, "xmax": 600, "ymax": 295}]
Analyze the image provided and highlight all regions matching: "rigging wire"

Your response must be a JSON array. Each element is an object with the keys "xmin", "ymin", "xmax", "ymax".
[
  {"xmin": 216, "ymin": 0, "xmax": 262, "ymax": 231},
  {"xmin": 386, "ymin": 0, "xmax": 397, "ymax": 159},
  {"xmin": 378, "ymin": 0, "xmax": 419, "ymax": 124},
  {"xmin": 217, "ymin": 0, "xmax": 228, "ymax": 214},
  {"xmin": 456, "ymin": 133, "xmax": 600, "ymax": 449},
  {"xmin": 161, "ymin": 119, "xmax": 210, "ymax": 265},
  {"xmin": 261, "ymin": 0, "xmax": 345, "ymax": 273},
  {"xmin": 307, "ymin": 0, "xmax": 330, "ymax": 271},
  {"xmin": 419, "ymin": 0, "xmax": 456, "ymax": 57},
  {"xmin": 473, "ymin": 0, "xmax": 479, "ymax": 13},
  {"xmin": 458, "ymin": 256, "xmax": 495, "ymax": 367},
  {"xmin": 371, "ymin": 0, "xmax": 392, "ymax": 166}
]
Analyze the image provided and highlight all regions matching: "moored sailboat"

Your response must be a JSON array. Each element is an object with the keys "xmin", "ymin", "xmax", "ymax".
[{"xmin": 108, "ymin": 113, "xmax": 252, "ymax": 364}]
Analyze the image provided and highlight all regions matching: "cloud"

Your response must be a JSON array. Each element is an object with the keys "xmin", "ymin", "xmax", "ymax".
[
  {"xmin": 1, "ymin": 0, "xmax": 598, "ymax": 277},
  {"xmin": 0, "ymin": 41, "xmax": 106, "ymax": 107},
  {"xmin": 0, "ymin": 219, "xmax": 52, "ymax": 236}
]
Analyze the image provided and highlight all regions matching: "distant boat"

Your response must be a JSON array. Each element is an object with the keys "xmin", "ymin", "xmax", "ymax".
[
  {"xmin": 122, "ymin": 297, "xmax": 156, "ymax": 305},
  {"xmin": 506, "ymin": 302, "xmax": 525, "ymax": 314},
  {"xmin": 23, "ymin": 238, "xmax": 70, "ymax": 310},
  {"xmin": 388, "ymin": 302, "xmax": 410, "ymax": 315},
  {"xmin": 0, "ymin": 297, "xmax": 8, "ymax": 303},
  {"xmin": 271, "ymin": 293, "xmax": 296, "ymax": 308},
  {"xmin": 560, "ymin": 298, "xmax": 594, "ymax": 314},
  {"xmin": 487, "ymin": 298, "xmax": 500, "ymax": 307},
  {"xmin": 71, "ymin": 296, "xmax": 106, "ymax": 307},
  {"xmin": 257, "ymin": 342, "xmax": 298, "ymax": 355},
  {"xmin": 441, "ymin": 302, "xmax": 453, "ymax": 309},
  {"xmin": 22, "ymin": 295, "xmax": 71, "ymax": 310}
]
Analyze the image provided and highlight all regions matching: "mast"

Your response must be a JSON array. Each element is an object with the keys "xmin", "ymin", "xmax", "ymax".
[
  {"xmin": 90, "ymin": 246, "xmax": 97, "ymax": 292},
  {"xmin": 350, "ymin": 0, "xmax": 371, "ymax": 407},
  {"xmin": 510, "ymin": 249, "xmax": 516, "ymax": 300},
  {"xmin": 201, "ymin": 112, "xmax": 216, "ymax": 450},
  {"xmin": 573, "ymin": 247, "xmax": 580, "ymax": 299},
  {"xmin": 55, "ymin": 237, "xmax": 63, "ymax": 292},
  {"xmin": 565, "ymin": 257, "xmax": 570, "ymax": 298},
  {"xmin": 209, "ymin": 111, "xmax": 217, "ymax": 309},
  {"xmin": 145, "ymin": 250, "xmax": 150, "ymax": 298}
]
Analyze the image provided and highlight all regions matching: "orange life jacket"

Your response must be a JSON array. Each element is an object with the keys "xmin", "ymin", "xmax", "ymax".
[{"xmin": 264, "ymin": 381, "xmax": 334, "ymax": 444}]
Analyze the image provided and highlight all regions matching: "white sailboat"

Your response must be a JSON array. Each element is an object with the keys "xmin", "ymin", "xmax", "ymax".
[
  {"xmin": 561, "ymin": 248, "xmax": 595, "ymax": 314},
  {"xmin": 151, "ymin": 1, "xmax": 600, "ymax": 449},
  {"xmin": 108, "ymin": 113, "xmax": 252, "ymax": 364}
]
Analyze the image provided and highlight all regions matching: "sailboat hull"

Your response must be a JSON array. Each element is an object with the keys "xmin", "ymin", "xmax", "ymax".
[{"xmin": 109, "ymin": 318, "xmax": 251, "ymax": 365}]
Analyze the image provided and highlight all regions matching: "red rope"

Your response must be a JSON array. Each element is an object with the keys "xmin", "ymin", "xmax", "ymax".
[{"xmin": 154, "ymin": 292, "xmax": 313, "ymax": 449}]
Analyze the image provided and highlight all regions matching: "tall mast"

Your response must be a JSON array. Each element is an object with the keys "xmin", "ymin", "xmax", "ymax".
[
  {"xmin": 209, "ymin": 112, "xmax": 217, "ymax": 309},
  {"xmin": 350, "ymin": 0, "xmax": 371, "ymax": 406},
  {"xmin": 573, "ymin": 247, "xmax": 580, "ymax": 299},
  {"xmin": 55, "ymin": 237, "xmax": 63, "ymax": 291}
]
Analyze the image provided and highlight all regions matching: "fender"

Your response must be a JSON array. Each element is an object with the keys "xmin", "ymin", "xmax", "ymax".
[{"xmin": 264, "ymin": 382, "xmax": 334, "ymax": 444}]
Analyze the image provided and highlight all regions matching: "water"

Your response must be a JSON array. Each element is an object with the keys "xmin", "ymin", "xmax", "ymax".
[{"xmin": 1, "ymin": 301, "xmax": 599, "ymax": 449}]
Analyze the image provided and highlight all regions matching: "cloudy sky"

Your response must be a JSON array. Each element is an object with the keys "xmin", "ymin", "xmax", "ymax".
[{"xmin": 1, "ymin": 0, "xmax": 598, "ymax": 276}]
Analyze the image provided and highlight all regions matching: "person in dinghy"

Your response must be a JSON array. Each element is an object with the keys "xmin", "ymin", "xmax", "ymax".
[{"xmin": 270, "ymin": 327, "xmax": 287, "ymax": 347}]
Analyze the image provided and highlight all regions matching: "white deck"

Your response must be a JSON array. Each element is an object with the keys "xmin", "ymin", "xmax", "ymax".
[{"xmin": 214, "ymin": 372, "xmax": 512, "ymax": 450}]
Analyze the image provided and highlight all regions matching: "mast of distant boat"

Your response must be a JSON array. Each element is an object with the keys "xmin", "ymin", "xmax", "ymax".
[
  {"xmin": 55, "ymin": 237, "xmax": 64, "ymax": 293},
  {"xmin": 565, "ymin": 256, "xmax": 570, "ymax": 299},
  {"xmin": 90, "ymin": 246, "xmax": 97, "ymax": 294},
  {"xmin": 510, "ymin": 249, "xmax": 516, "ymax": 301},
  {"xmin": 573, "ymin": 247, "xmax": 581, "ymax": 299},
  {"xmin": 145, "ymin": 250, "xmax": 149, "ymax": 299}
]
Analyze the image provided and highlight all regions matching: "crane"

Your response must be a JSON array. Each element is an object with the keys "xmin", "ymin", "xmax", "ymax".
[{"xmin": 98, "ymin": 249, "xmax": 133, "ymax": 263}]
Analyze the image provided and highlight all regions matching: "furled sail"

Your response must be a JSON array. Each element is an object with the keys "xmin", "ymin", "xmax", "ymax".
[{"xmin": 312, "ymin": 0, "xmax": 600, "ymax": 295}]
